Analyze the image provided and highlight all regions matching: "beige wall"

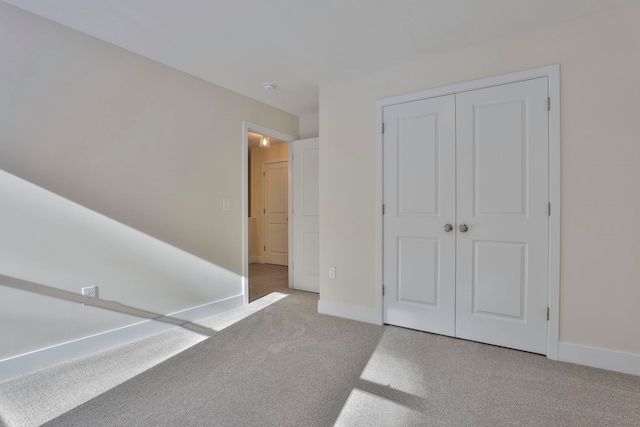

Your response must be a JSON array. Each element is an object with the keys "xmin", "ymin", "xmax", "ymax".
[
  {"xmin": 249, "ymin": 143, "xmax": 289, "ymax": 262},
  {"xmin": 299, "ymin": 111, "xmax": 320, "ymax": 139},
  {"xmin": 0, "ymin": 2, "xmax": 298, "ymax": 276},
  {"xmin": 319, "ymin": 2, "xmax": 640, "ymax": 355},
  {"xmin": 0, "ymin": 2, "xmax": 297, "ymax": 365}
]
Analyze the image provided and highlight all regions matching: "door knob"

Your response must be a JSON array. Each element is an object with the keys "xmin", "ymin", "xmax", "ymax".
[
  {"xmin": 459, "ymin": 224, "xmax": 468, "ymax": 233},
  {"xmin": 444, "ymin": 224, "xmax": 453, "ymax": 232}
]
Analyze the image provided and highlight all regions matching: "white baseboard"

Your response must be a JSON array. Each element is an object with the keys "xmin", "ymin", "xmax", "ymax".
[
  {"xmin": 249, "ymin": 256, "xmax": 263, "ymax": 264},
  {"xmin": 558, "ymin": 342, "xmax": 640, "ymax": 376},
  {"xmin": 0, "ymin": 294, "xmax": 244, "ymax": 383},
  {"xmin": 318, "ymin": 299, "xmax": 382, "ymax": 325}
]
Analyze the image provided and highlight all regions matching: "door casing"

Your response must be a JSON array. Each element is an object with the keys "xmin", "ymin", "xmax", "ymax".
[
  {"xmin": 375, "ymin": 65, "xmax": 561, "ymax": 359},
  {"xmin": 242, "ymin": 122, "xmax": 296, "ymax": 306}
]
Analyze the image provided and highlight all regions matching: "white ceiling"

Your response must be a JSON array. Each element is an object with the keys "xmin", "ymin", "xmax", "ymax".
[{"xmin": 3, "ymin": 0, "xmax": 635, "ymax": 117}]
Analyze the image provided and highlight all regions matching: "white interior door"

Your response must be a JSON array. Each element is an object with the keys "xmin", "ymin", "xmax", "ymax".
[
  {"xmin": 455, "ymin": 78, "xmax": 549, "ymax": 354},
  {"xmin": 292, "ymin": 138, "xmax": 320, "ymax": 292},
  {"xmin": 382, "ymin": 77, "xmax": 550, "ymax": 354},
  {"xmin": 263, "ymin": 161, "xmax": 288, "ymax": 265},
  {"xmin": 383, "ymin": 95, "xmax": 456, "ymax": 336}
]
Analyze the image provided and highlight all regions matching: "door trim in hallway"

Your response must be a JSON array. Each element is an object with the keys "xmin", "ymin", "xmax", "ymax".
[
  {"xmin": 375, "ymin": 64, "xmax": 561, "ymax": 360},
  {"xmin": 242, "ymin": 122, "xmax": 296, "ymax": 306}
]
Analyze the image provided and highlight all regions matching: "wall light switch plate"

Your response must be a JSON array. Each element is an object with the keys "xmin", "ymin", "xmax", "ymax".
[
  {"xmin": 329, "ymin": 266, "xmax": 336, "ymax": 279},
  {"xmin": 82, "ymin": 286, "xmax": 99, "ymax": 305},
  {"xmin": 222, "ymin": 198, "xmax": 231, "ymax": 211}
]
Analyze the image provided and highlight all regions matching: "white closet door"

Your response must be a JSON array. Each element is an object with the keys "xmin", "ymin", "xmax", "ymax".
[
  {"xmin": 455, "ymin": 78, "xmax": 549, "ymax": 354},
  {"xmin": 293, "ymin": 138, "xmax": 320, "ymax": 293},
  {"xmin": 383, "ymin": 95, "xmax": 456, "ymax": 336}
]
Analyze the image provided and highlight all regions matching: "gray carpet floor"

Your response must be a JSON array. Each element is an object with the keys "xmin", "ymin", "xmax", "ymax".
[
  {"xmin": 249, "ymin": 263, "xmax": 289, "ymax": 302},
  {"xmin": 0, "ymin": 293, "xmax": 290, "ymax": 427},
  {"xmin": 2, "ymin": 290, "xmax": 639, "ymax": 426}
]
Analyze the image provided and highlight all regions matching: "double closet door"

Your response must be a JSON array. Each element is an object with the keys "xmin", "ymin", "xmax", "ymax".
[{"xmin": 383, "ymin": 78, "xmax": 549, "ymax": 354}]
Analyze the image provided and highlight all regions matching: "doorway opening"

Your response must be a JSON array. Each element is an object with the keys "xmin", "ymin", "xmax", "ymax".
[{"xmin": 243, "ymin": 124, "xmax": 295, "ymax": 303}]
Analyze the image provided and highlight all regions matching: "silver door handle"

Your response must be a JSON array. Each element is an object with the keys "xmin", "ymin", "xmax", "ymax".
[
  {"xmin": 444, "ymin": 224, "xmax": 453, "ymax": 232},
  {"xmin": 459, "ymin": 224, "xmax": 468, "ymax": 233}
]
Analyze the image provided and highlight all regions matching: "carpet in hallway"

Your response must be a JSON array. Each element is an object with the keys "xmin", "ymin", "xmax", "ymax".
[{"xmin": 249, "ymin": 263, "xmax": 288, "ymax": 302}]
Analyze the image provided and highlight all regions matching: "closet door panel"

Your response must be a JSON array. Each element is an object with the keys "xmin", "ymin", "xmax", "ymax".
[
  {"xmin": 455, "ymin": 77, "xmax": 549, "ymax": 354},
  {"xmin": 383, "ymin": 95, "xmax": 456, "ymax": 336}
]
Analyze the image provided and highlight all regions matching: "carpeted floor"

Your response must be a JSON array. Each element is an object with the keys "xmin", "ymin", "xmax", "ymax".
[
  {"xmin": 249, "ymin": 263, "xmax": 289, "ymax": 302},
  {"xmin": 1, "ymin": 290, "xmax": 639, "ymax": 426},
  {"xmin": 0, "ymin": 293, "xmax": 291, "ymax": 427}
]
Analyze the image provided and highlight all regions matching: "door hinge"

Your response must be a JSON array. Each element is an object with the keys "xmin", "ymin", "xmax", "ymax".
[
  {"xmin": 547, "ymin": 97, "xmax": 551, "ymax": 112},
  {"xmin": 382, "ymin": 123, "xmax": 385, "ymax": 134},
  {"xmin": 382, "ymin": 285, "xmax": 385, "ymax": 296},
  {"xmin": 382, "ymin": 204, "xmax": 385, "ymax": 215},
  {"xmin": 547, "ymin": 307, "xmax": 550, "ymax": 321},
  {"xmin": 548, "ymin": 202, "xmax": 551, "ymax": 216},
  {"xmin": 264, "ymin": 208, "xmax": 266, "ymax": 214},
  {"xmin": 264, "ymin": 245, "xmax": 266, "ymax": 251},
  {"xmin": 263, "ymin": 172, "xmax": 265, "ymax": 177}
]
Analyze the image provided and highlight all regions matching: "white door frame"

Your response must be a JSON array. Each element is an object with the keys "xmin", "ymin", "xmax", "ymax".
[
  {"xmin": 242, "ymin": 122, "xmax": 296, "ymax": 306},
  {"xmin": 375, "ymin": 64, "xmax": 561, "ymax": 359}
]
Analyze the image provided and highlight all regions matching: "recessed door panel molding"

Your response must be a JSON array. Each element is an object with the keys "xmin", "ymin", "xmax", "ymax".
[
  {"xmin": 474, "ymin": 99, "xmax": 527, "ymax": 216},
  {"xmin": 382, "ymin": 73, "xmax": 553, "ymax": 356},
  {"xmin": 302, "ymin": 231, "xmax": 320, "ymax": 275},
  {"xmin": 268, "ymin": 224, "xmax": 288, "ymax": 254},
  {"xmin": 302, "ymin": 147, "xmax": 320, "ymax": 216},
  {"xmin": 269, "ymin": 170, "xmax": 288, "ymax": 213},
  {"xmin": 397, "ymin": 237, "xmax": 439, "ymax": 306},
  {"xmin": 397, "ymin": 113, "xmax": 439, "ymax": 216},
  {"xmin": 293, "ymin": 138, "xmax": 320, "ymax": 293},
  {"xmin": 472, "ymin": 241, "xmax": 527, "ymax": 320},
  {"xmin": 383, "ymin": 95, "xmax": 456, "ymax": 337}
]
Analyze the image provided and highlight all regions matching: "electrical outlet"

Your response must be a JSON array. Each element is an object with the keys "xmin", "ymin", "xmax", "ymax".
[
  {"xmin": 329, "ymin": 266, "xmax": 336, "ymax": 279},
  {"xmin": 82, "ymin": 286, "xmax": 99, "ymax": 305},
  {"xmin": 222, "ymin": 198, "xmax": 231, "ymax": 211}
]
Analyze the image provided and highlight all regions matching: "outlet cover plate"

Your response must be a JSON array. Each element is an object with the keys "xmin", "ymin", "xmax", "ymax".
[{"xmin": 82, "ymin": 286, "xmax": 99, "ymax": 305}]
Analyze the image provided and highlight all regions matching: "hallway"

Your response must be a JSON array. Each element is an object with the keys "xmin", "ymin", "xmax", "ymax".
[{"xmin": 249, "ymin": 263, "xmax": 288, "ymax": 302}]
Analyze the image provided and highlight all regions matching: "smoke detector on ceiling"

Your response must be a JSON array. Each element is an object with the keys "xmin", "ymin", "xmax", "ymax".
[{"xmin": 262, "ymin": 82, "xmax": 276, "ymax": 91}]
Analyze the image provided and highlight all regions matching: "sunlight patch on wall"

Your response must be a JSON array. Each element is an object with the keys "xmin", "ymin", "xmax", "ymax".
[{"xmin": 0, "ymin": 168, "xmax": 243, "ymax": 359}]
